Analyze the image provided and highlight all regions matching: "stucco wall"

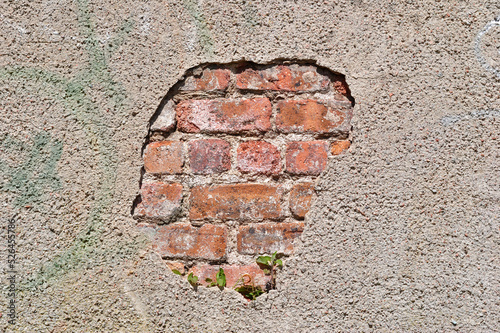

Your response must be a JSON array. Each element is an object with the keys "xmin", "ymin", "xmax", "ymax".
[{"xmin": 1, "ymin": 0, "xmax": 498, "ymax": 331}]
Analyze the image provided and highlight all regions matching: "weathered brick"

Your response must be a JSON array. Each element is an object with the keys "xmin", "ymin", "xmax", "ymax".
[
  {"xmin": 134, "ymin": 182, "xmax": 183, "ymax": 221},
  {"xmin": 151, "ymin": 100, "xmax": 176, "ymax": 132},
  {"xmin": 237, "ymin": 141, "xmax": 281, "ymax": 175},
  {"xmin": 289, "ymin": 183, "xmax": 315, "ymax": 219},
  {"xmin": 237, "ymin": 223, "xmax": 304, "ymax": 255},
  {"xmin": 176, "ymin": 98, "xmax": 272, "ymax": 134},
  {"xmin": 189, "ymin": 184, "xmax": 283, "ymax": 221},
  {"xmin": 189, "ymin": 139, "xmax": 231, "ymax": 174},
  {"xmin": 236, "ymin": 64, "xmax": 329, "ymax": 92},
  {"xmin": 189, "ymin": 264, "xmax": 271, "ymax": 289},
  {"xmin": 276, "ymin": 100, "xmax": 351, "ymax": 135},
  {"xmin": 180, "ymin": 68, "xmax": 230, "ymax": 91},
  {"xmin": 285, "ymin": 141, "xmax": 328, "ymax": 176},
  {"xmin": 152, "ymin": 223, "xmax": 227, "ymax": 260},
  {"xmin": 330, "ymin": 140, "xmax": 351, "ymax": 155},
  {"xmin": 143, "ymin": 141, "xmax": 184, "ymax": 174}
]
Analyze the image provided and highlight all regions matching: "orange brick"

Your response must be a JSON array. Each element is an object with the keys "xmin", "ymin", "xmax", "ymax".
[
  {"xmin": 237, "ymin": 223, "xmax": 304, "ymax": 255},
  {"xmin": 236, "ymin": 65, "xmax": 329, "ymax": 92},
  {"xmin": 166, "ymin": 261, "xmax": 185, "ymax": 275},
  {"xmin": 189, "ymin": 264, "xmax": 271, "ymax": 289},
  {"xmin": 143, "ymin": 141, "xmax": 184, "ymax": 174},
  {"xmin": 152, "ymin": 223, "xmax": 227, "ymax": 260},
  {"xmin": 180, "ymin": 68, "xmax": 230, "ymax": 91},
  {"xmin": 289, "ymin": 183, "xmax": 315, "ymax": 219},
  {"xmin": 276, "ymin": 100, "xmax": 351, "ymax": 135},
  {"xmin": 237, "ymin": 141, "xmax": 281, "ymax": 175},
  {"xmin": 330, "ymin": 140, "xmax": 351, "ymax": 155},
  {"xmin": 176, "ymin": 98, "xmax": 272, "ymax": 134},
  {"xmin": 189, "ymin": 184, "xmax": 283, "ymax": 221},
  {"xmin": 134, "ymin": 182, "xmax": 183, "ymax": 221},
  {"xmin": 188, "ymin": 139, "xmax": 231, "ymax": 174},
  {"xmin": 285, "ymin": 141, "xmax": 328, "ymax": 176}
]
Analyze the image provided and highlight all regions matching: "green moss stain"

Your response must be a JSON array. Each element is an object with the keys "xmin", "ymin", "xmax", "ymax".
[
  {"xmin": 1, "ymin": 131, "xmax": 63, "ymax": 208},
  {"xmin": 0, "ymin": 0, "xmax": 143, "ymax": 289},
  {"xmin": 182, "ymin": 0, "xmax": 214, "ymax": 57}
]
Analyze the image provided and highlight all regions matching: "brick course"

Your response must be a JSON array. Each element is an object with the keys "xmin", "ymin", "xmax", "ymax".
[
  {"xmin": 237, "ymin": 141, "xmax": 281, "ymax": 175},
  {"xmin": 285, "ymin": 141, "xmax": 328, "ymax": 175},
  {"xmin": 134, "ymin": 182, "xmax": 183, "ymax": 221},
  {"xmin": 188, "ymin": 139, "xmax": 231, "ymax": 174},
  {"xmin": 237, "ymin": 223, "xmax": 305, "ymax": 255},
  {"xmin": 189, "ymin": 264, "xmax": 271, "ymax": 289},
  {"xmin": 289, "ymin": 183, "xmax": 315, "ymax": 219},
  {"xmin": 143, "ymin": 141, "xmax": 184, "ymax": 174},
  {"xmin": 152, "ymin": 223, "xmax": 227, "ymax": 260},
  {"xmin": 176, "ymin": 98, "xmax": 272, "ymax": 134},
  {"xmin": 189, "ymin": 184, "xmax": 283, "ymax": 221}
]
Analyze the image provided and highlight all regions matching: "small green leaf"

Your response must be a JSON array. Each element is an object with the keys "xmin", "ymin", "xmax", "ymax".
[
  {"xmin": 271, "ymin": 251, "xmax": 277, "ymax": 262},
  {"xmin": 263, "ymin": 268, "xmax": 271, "ymax": 275},
  {"xmin": 256, "ymin": 256, "xmax": 271, "ymax": 266},
  {"xmin": 205, "ymin": 278, "xmax": 213, "ymax": 283},
  {"xmin": 275, "ymin": 259, "xmax": 283, "ymax": 268},
  {"xmin": 216, "ymin": 268, "xmax": 226, "ymax": 287},
  {"xmin": 172, "ymin": 269, "xmax": 182, "ymax": 275},
  {"xmin": 187, "ymin": 272, "xmax": 198, "ymax": 286}
]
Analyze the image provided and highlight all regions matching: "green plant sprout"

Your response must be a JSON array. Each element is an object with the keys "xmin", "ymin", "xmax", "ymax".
[
  {"xmin": 187, "ymin": 272, "xmax": 198, "ymax": 287},
  {"xmin": 256, "ymin": 251, "xmax": 283, "ymax": 290},
  {"xmin": 233, "ymin": 274, "xmax": 264, "ymax": 300},
  {"xmin": 205, "ymin": 268, "xmax": 226, "ymax": 288},
  {"xmin": 177, "ymin": 253, "xmax": 283, "ymax": 300}
]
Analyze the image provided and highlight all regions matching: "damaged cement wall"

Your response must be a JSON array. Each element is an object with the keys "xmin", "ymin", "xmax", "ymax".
[{"xmin": 0, "ymin": 0, "xmax": 498, "ymax": 332}]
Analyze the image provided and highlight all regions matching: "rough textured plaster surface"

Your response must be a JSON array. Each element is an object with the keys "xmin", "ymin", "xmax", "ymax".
[{"xmin": 0, "ymin": 0, "xmax": 499, "ymax": 331}]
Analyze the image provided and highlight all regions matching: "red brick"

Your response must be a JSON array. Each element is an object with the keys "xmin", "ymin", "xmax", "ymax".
[
  {"xmin": 176, "ymin": 98, "xmax": 272, "ymax": 134},
  {"xmin": 237, "ymin": 141, "xmax": 281, "ymax": 175},
  {"xmin": 189, "ymin": 139, "xmax": 231, "ymax": 174},
  {"xmin": 236, "ymin": 64, "xmax": 329, "ymax": 92},
  {"xmin": 189, "ymin": 264, "xmax": 271, "ymax": 289},
  {"xmin": 189, "ymin": 184, "xmax": 283, "ymax": 221},
  {"xmin": 143, "ymin": 141, "xmax": 184, "ymax": 174},
  {"xmin": 289, "ymin": 183, "xmax": 315, "ymax": 219},
  {"xmin": 180, "ymin": 68, "xmax": 231, "ymax": 91},
  {"xmin": 285, "ymin": 141, "xmax": 328, "ymax": 176},
  {"xmin": 237, "ymin": 223, "xmax": 304, "ymax": 255},
  {"xmin": 134, "ymin": 182, "xmax": 183, "ymax": 221},
  {"xmin": 276, "ymin": 100, "xmax": 351, "ymax": 135},
  {"xmin": 330, "ymin": 140, "xmax": 351, "ymax": 155},
  {"xmin": 152, "ymin": 223, "xmax": 227, "ymax": 260}
]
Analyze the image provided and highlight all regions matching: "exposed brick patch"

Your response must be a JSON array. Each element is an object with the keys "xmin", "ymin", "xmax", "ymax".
[
  {"xmin": 285, "ymin": 141, "xmax": 328, "ymax": 175},
  {"xmin": 189, "ymin": 184, "xmax": 283, "ymax": 221},
  {"xmin": 237, "ymin": 141, "xmax": 281, "ymax": 175},
  {"xmin": 134, "ymin": 182, "xmax": 183, "ymax": 221},
  {"xmin": 188, "ymin": 139, "xmax": 231, "ymax": 174},
  {"xmin": 330, "ymin": 140, "xmax": 351, "ymax": 155},
  {"xmin": 180, "ymin": 68, "xmax": 230, "ymax": 91},
  {"xmin": 176, "ymin": 98, "xmax": 272, "ymax": 134},
  {"xmin": 189, "ymin": 264, "xmax": 271, "ymax": 289},
  {"xmin": 289, "ymin": 183, "xmax": 315, "ymax": 219},
  {"xmin": 237, "ymin": 223, "xmax": 305, "ymax": 255},
  {"xmin": 136, "ymin": 61, "xmax": 354, "ymax": 297},
  {"xmin": 236, "ymin": 64, "xmax": 329, "ymax": 92},
  {"xmin": 152, "ymin": 223, "xmax": 227, "ymax": 260},
  {"xmin": 276, "ymin": 99, "xmax": 351, "ymax": 136},
  {"xmin": 143, "ymin": 141, "xmax": 184, "ymax": 174}
]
